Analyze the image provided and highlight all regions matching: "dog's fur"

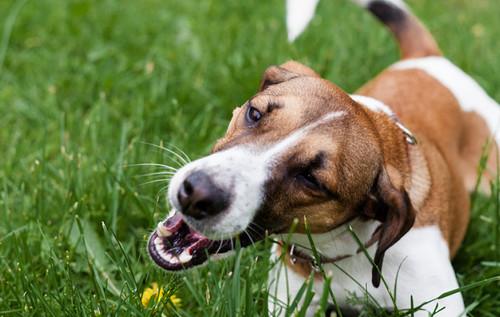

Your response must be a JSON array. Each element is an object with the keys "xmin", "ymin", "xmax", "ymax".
[{"xmin": 163, "ymin": 0, "xmax": 500, "ymax": 315}]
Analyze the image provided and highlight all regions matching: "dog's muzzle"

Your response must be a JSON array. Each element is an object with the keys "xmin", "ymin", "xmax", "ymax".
[{"xmin": 148, "ymin": 147, "xmax": 268, "ymax": 271}]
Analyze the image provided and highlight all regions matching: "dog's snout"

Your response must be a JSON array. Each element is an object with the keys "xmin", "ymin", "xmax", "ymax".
[{"xmin": 177, "ymin": 171, "xmax": 230, "ymax": 220}]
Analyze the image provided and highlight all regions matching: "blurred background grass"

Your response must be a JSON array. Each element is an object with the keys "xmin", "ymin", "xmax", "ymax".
[{"xmin": 0, "ymin": 0, "xmax": 499, "ymax": 316}]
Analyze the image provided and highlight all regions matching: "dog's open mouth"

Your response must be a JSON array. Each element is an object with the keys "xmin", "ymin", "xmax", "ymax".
[{"xmin": 148, "ymin": 213, "xmax": 260, "ymax": 271}]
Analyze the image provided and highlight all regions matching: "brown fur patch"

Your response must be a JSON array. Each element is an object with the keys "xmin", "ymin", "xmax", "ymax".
[{"xmin": 214, "ymin": 62, "xmax": 490, "ymax": 265}]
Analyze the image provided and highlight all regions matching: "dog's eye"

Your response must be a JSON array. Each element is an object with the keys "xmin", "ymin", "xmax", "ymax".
[
  {"xmin": 246, "ymin": 106, "xmax": 262, "ymax": 124},
  {"xmin": 297, "ymin": 171, "xmax": 320, "ymax": 189}
]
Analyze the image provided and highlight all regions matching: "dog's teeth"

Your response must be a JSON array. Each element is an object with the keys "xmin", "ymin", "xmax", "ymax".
[
  {"xmin": 158, "ymin": 249, "xmax": 169, "ymax": 259},
  {"xmin": 164, "ymin": 253, "xmax": 173, "ymax": 262},
  {"xmin": 154, "ymin": 237, "xmax": 163, "ymax": 249},
  {"xmin": 156, "ymin": 223, "xmax": 172, "ymax": 237},
  {"xmin": 165, "ymin": 253, "xmax": 179, "ymax": 264},
  {"xmin": 178, "ymin": 250, "xmax": 193, "ymax": 264},
  {"xmin": 162, "ymin": 250, "xmax": 192, "ymax": 264}
]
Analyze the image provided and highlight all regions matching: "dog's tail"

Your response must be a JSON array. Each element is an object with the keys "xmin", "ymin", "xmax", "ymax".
[
  {"xmin": 286, "ymin": 0, "xmax": 441, "ymax": 59},
  {"xmin": 353, "ymin": 0, "xmax": 441, "ymax": 59}
]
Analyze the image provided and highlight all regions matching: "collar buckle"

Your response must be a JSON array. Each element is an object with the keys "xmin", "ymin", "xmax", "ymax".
[{"xmin": 394, "ymin": 121, "xmax": 418, "ymax": 145}]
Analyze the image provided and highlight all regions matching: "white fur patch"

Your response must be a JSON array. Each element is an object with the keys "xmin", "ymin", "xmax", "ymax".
[
  {"xmin": 272, "ymin": 224, "xmax": 465, "ymax": 316},
  {"xmin": 350, "ymin": 94, "xmax": 394, "ymax": 116},
  {"xmin": 392, "ymin": 56, "xmax": 500, "ymax": 144},
  {"xmin": 283, "ymin": 218, "xmax": 380, "ymax": 258},
  {"xmin": 268, "ymin": 244, "xmax": 313, "ymax": 316},
  {"xmin": 168, "ymin": 111, "xmax": 345, "ymax": 239}
]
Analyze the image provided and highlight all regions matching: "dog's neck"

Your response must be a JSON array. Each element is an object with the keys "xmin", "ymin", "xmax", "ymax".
[
  {"xmin": 353, "ymin": 95, "xmax": 431, "ymax": 211},
  {"xmin": 278, "ymin": 95, "xmax": 431, "ymax": 265},
  {"xmin": 281, "ymin": 218, "xmax": 380, "ymax": 260},
  {"xmin": 354, "ymin": 95, "xmax": 414, "ymax": 185}
]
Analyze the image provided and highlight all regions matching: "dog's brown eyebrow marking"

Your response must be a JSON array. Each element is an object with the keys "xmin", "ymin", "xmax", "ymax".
[{"xmin": 266, "ymin": 102, "xmax": 282, "ymax": 113}]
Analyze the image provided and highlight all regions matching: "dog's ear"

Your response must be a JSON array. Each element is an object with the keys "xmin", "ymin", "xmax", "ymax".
[
  {"xmin": 364, "ymin": 166, "xmax": 416, "ymax": 288},
  {"xmin": 259, "ymin": 60, "xmax": 320, "ymax": 91}
]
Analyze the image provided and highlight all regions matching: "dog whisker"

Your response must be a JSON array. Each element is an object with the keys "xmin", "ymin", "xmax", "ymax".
[
  {"xmin": 155, "ymin": 184, "xmax": 170, "ymax": 200},
  {"xmin": 167, "ymin": 143, "xmax": 192, "ymax": 163},
  {"xmin": 156, "ymin": 184, "xmax": 169, "ymax": 193},
  {"xmin": 249, "ymin": 221, "xmax": 265, "ymax": 232},
  {"xmin": 208, "ymin": 240, "xmax": 215, "ymax": 252},
  {"xmin": 140, "ymin": 141, "xmax": 190, "ymax": 166},
  {"xmin": 152, "ymin": 184, "xmax": 174, "ymax": 221},
  {"xmin": 214, "ymin": 234, "xmax": 224, "ymax": 255},
  {"xmin": 139, "ymin": 178, "xmax": 172, "ymax": 186},
  {"xmin": 246, "ymin": 224, "xmax": 262, "ymax": 238},
  {"xmin": 125, "ymin": 163, "xmax": 178, "ymax": 171},
  {"xmin": 135, "ymin": 171, "xmax": 177, "ymax": 178},
  {"xmin": 248, "ymin": 222, "xmax": 267, "ymax": 240},
  {"xmin": 243, "ymin": 229, "xmax": 256, "ymax": 247}
]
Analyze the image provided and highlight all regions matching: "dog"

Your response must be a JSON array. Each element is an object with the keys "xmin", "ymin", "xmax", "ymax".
[{"xmin": 147, "ymin": 0, "xmax": 500, "ymax": 315}]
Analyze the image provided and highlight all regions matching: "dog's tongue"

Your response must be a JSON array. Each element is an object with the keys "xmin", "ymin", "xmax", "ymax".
[{"xmin": 148, "ymin": 213, "xmax": 232, "ymax": 270}]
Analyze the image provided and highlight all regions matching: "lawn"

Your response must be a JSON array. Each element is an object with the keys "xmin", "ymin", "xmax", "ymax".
[{"xmin": 0, "ymin": 0, "xmax": 499, "ymax": 316}]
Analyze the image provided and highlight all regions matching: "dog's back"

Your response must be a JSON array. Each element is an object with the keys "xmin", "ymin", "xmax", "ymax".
[{"xmin": 349, "ymin": 0, "xmax": 500, "ymax": 255}]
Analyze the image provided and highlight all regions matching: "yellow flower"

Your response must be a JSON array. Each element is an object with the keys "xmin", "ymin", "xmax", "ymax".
[{"xmin": 141, "ymin": 283, "xmax": 181, "ymax": 308}]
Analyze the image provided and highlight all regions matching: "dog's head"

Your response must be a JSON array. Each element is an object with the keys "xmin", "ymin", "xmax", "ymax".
[{"xmin": 148, "ymin": 61, "xmax": 415, "ymax": 286}]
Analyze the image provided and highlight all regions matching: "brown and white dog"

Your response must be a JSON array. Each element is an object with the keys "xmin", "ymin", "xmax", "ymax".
[{"xmin": 148, "ymin": 0, "xmax": 499, "ymax": 315}]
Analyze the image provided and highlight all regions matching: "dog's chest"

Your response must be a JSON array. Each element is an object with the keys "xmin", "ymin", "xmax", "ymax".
[{"xmin": 269, "ymin": 226, "xmax": 463, "ymax": 314}]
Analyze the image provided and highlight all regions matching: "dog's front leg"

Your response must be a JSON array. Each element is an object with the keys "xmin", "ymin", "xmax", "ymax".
[
  {"xmin": 267, "ymin": 247, "xmax": 321, "ymax": 317},
  {"xmin": 267, "ymin": 262, "xmax": 364, "ymax": 317}
]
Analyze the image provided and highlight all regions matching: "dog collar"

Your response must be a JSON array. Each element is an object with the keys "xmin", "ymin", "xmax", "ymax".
[
  {"xmin": 286, "ymin": 238, "xmax": 377, "ymax": 272},
  {"xmin": 287, "ymin": 244, "xmax": 351, "ymax": 272},
  {"xmin": 390, "ymin": 114, "xmax": 418, "ymax": 145}
]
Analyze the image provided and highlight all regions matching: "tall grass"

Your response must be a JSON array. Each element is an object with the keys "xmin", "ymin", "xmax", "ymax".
[{"xmin": 0, "ymin": 0, "xmax": 499, "ymax": 316}]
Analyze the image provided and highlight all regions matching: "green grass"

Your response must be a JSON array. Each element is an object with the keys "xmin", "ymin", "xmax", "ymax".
[{"xmin": 1, "ymin": 0, "xmax": 499, "ymax": 315}]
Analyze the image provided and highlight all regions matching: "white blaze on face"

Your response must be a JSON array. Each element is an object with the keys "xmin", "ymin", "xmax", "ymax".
[{"xmin": 168, "ymin": 111, "xmax": 346, "ymax": 239}]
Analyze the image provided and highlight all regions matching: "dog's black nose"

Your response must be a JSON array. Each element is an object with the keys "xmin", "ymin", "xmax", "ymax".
[{"xmin": 177, "ymin": 171, "xmax": 230, "ymax": 220}]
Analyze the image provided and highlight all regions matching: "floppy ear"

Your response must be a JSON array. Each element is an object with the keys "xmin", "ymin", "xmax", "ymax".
[
  {"xmin": 366, "ymin": 166, "xmax": 416, "ymax": 288},
  {"xmin": 259, "ymin": 60, "xmax": 320, "ymax": 91}
]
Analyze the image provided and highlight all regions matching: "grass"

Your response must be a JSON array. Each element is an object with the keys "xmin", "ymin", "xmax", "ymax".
[{"xmin": 0, "ymin": 0, "xmax": 499, "ymax": 315}]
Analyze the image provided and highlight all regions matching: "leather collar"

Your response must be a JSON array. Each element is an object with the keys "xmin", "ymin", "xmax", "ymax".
[{"xmin": 286, "ymin": 237, "xmax": 378, "ymax": 271}]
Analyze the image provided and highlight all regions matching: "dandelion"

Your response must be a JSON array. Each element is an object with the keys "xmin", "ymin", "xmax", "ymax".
[{"xmin": 141, "ymin": 282, "xmax": 181, "ymax": 308}]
